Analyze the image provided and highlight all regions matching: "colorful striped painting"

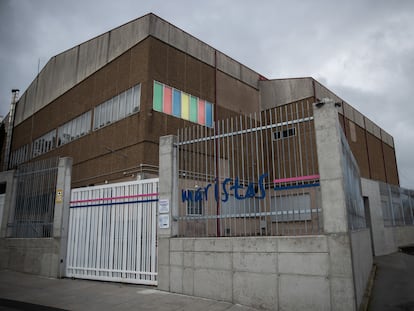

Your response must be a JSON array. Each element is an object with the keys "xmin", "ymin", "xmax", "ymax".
[{"xmin": 153, "ymin": 81, "xmax": 214, "ymax": 127}]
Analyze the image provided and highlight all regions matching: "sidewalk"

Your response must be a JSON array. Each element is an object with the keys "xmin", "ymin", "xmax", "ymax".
[
  {"xmin": 1, "ymin": 251, "xmax": 413, "ymax": 311},
  {"xmin": 0, "ymin": 271, "xmax": 258, "ymax": 311},
  {"xmin": 368, "ymin": 251, "xmax": 414, "ymax": 311}
]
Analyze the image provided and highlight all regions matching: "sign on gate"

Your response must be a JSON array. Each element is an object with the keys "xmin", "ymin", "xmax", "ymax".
[{"xmin": 65, "ymin": 178, "xmax": 159, "ymax": 285}]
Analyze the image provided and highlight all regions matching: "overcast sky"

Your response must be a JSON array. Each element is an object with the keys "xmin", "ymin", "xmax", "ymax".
[{"xmin": 1, "ymin": 0, "xmax": 414, "ymax": 188}]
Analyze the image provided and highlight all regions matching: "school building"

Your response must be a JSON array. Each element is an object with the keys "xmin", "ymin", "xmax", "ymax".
[{"xmin": 0, "ymin": 13, "xmax": 413, "ymax": 311}]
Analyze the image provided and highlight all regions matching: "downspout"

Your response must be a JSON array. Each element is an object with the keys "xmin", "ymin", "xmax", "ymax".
[
  {"xmin": 379, "ymin": 130, "xmax": 389, "ymax": 184},
  {"xmin": 3, "ymin": 89, "xmax": 19, "ymax": 171},
  {"xmin": 214, "ymin": 50, "xmax": 221, "ymax": 237}
]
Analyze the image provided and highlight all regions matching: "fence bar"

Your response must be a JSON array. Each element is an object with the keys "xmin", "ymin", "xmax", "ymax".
[{"xmin": 9, "ymin": 157, "xmax": 59, "ymax": 238}]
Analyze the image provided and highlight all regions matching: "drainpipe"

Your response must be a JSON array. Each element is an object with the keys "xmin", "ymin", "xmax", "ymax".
[
  {"xmin": 214, "ymin": 50, "xmax": 221, "ymax": 237},
  {"xmin": 3, "ymin": 89, "xmax": 19, "ymax": 171}
]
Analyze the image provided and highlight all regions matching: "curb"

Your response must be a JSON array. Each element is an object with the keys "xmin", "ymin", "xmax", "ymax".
[{"xmin": 359, "ymin": 263, "xmax": 377, "ymax": 311}]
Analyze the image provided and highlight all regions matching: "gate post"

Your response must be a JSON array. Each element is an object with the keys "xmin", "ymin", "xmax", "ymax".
[
  {"xmin": 52, "ymin": 157, "xmax": 73, "ymax": 278},
  {"xmin": 313, "ymin": 99, "xmax": 356, "ymax": 311},
  {"xmin": 158, "ymin": 135, "xmax": 179, "ymax": 291},
  {"xmin": 0, "ymin": 170, "xmax": 17, "ymax": 239}
]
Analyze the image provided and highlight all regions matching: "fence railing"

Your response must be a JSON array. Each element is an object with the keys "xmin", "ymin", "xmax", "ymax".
[
  {"xmin": 380, "ymin": 182, "xmax": 414, "ymax": 227},
  {"xmin": 177, "ymin": 100, "xmax": 322, "ymax": 237},
  {"xmin": 8, "ymin": 157, "xmax": 59, "ymax": 238}
]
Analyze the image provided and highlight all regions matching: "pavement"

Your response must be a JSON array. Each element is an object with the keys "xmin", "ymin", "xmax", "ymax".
[
  {"xmin": 0, "ymin": 251, "xmax": 413, "ymax": 311},
  {"xmin": 368, "ymin": 250, "xmax": 414, "ymax": 311},
  {"xmin": 0, "ymin": 271, "xmax": 258, "ymax": 311}
]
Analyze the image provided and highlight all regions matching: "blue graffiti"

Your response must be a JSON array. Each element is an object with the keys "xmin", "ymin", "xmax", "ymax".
[{"xmin": 181, "ymin": 173, "xmax": 268, "ymax": 203}]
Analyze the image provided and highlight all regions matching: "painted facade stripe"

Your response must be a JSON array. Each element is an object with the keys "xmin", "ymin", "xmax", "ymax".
[
  {"xmin": 163, "ymin": 86, "xmax": 172, "ymax": 114},
  {"xmin": 273, "ymin": 174, "xmax": 320, "ymax": 184},
  {"xmin": 198, "ymin": 99, "xmax": 205, "ymax": 125},
  {"xmin": 70, "ymin": 192, "xmax": 159, "ymax": 204},
  {"xmin": 173, "ymin": 89, "xmax": 181, "ymax": 117},
  {"xmin": 153, "ymin": 82, "xmax": 163, "ymax": 112},
  {"xmin": 190, "ymin": 96, "xmax": 198, "ymax": 122},
  {"xmin": 70, "ymin": 198, "xmax": 159, "ymax": 209},
  {"xmin": 205, "ymin": 102, "xmax": 213, "ymax": 127},
  {"xmin": 274, "ymin": 183, "xmax": 320, "ymax": 191},
  {"xmin": 181, "ymin": 93, "xmax": 190, "ymax": 120}
]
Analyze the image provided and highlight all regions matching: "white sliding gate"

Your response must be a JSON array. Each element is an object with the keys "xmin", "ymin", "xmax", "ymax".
[{"xmin": 65, "ymin": 178, "xmax": 159, "ymax": 285}]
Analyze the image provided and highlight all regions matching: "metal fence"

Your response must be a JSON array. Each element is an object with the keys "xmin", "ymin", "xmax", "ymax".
[
  {"xmin": 177, "ymin": 100, "xmax": 322, "ymax": 237},
  {"xmin": 66, "ymin": 179, "xmax": 158, "ymax": 285},
  {"xmin": 380, "ymin": 182, "xmax": 414, "ymax": 227},
  {"xmin": 340, "ymin": 129, "xmax": 367, "ymax": 230},
  {"xmin": 9, "ymin": 157, "xmax": 59, "ymax": 238}
]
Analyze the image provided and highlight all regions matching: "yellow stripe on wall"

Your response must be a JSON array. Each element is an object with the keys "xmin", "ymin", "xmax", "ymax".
[{"xmin": 181, "ymin": 93, "xmax": 190, "ymax": 120}]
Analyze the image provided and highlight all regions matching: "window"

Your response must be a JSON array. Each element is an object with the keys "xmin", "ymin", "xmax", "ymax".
[
  {"xmin": 270, "ymin": 193, "xmax": 311, "ymax": 222},
  {"xmin": 10, "ymin": 144, "xmax": 30, "ymax": 167},
  {"xmin": 58, "ymin": 111, "xmax": 91, "ymax": 147},
  {"xmin": 273, "ymin": 127, "xmax": 296, "ymax": 140},
  {"xmin": 32, "ymin": 130, "xmax": 56, "ymax": 158},
  {"xmin": 93, "ymin": 84, "xmax": 140, "ymax": 130},
  {"xmin": 186, "ymin": 189, "xmax": 204, "ymax": 216}
]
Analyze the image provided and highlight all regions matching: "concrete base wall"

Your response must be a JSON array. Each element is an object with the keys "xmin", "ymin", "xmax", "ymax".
[
  {"xmin": 393, "ymin": 226, "xmax": 414, "ymax": 249},
  {"xmin": 0, "ymin": 238, "xmax": 60, "ymax": 277},
  {"xmin": 158, "ymin": 235, "xmax": 357, "ymax": 311},
  {"xmin": 361, "ymin": 178, "xmax": 414, "ymax": 256},
  {"xmin": 375, "ymin": 226, "xmax": 414, "ymax": 255},
  {"xmin": 350, "ymin": 229, "xmax": 373, "ymax": 308}
]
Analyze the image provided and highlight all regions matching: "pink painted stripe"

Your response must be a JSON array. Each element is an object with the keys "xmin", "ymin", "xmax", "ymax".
[
  {"xmin": 273, "ymin": 174, "xmax": 320, "ymax": 184},
  {"xmin": 198, "ymin": 99, "xmax": 205, "ymax": 125},
  {"xmin": 70, "ymin": 192, "xmax": 159, "ymax": 204},
  {"xmin": 163, "ymin": 86, "xmax": 172, "ymax": 114}
]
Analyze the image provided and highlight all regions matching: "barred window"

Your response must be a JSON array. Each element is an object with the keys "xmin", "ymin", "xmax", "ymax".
[
  {"xmin": 273, "ymin": 127, "xmax": 296, "ymax": 140},
  {"xmin": 93, "ymin": 84, "xmax": 140, "ymax": 130},
  {"xmin": 32, "ymin": 130, "xmax": 56, "ymax": 158},
  {"xmin": 57, "ymin": 111, "xmax": 91, "ymax": 147},
  {"xmin": 186, "ymin": 190, "xmax": 204, "ymax": 216},
  {"xmin": 10, "ymin": 144, "xmax": 30, "ymax": 168}
]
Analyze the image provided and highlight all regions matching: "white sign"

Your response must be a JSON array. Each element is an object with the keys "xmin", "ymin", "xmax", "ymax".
[
  {"xmin": 159, "ymin": 214, "xmax": 170, "ymax": 229},
  {"xmin": 159, "ymin": 199, "xmax": 169, "ymax": 214}
]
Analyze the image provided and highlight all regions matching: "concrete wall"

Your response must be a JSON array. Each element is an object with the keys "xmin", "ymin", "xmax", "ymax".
[
  {"xmin": 361, "ymin": 178, "xmax": 414, "ymax": 256},
  {"xmin": 159, "ymin": 236, "xmax": 346, "ymax": 311},
  {"xmin": 0, "ymin": 238, "xmax": 60, "ymax": 277},
  {"xmin": 393, "ymin": 226, "xmax": 414, "ymax": 248},
  {"xmin": 259, "ymin": 78, "xmax": 314, "ymax": 110},
  {"xmin": 361, "ymin": 178, "xmax": 394, "ymax": 255},
  {"xmin": 350, "ymin": 229, "xmax": 373, "ymax": 308}
]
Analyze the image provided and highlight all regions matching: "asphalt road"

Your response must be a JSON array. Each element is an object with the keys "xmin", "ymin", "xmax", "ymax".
[{"xmin": 369, "ymin": 251, "xmax": 414, "ymax": 311}]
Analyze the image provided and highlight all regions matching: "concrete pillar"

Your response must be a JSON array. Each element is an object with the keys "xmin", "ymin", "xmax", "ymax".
[
  {"xmin": 158, "ymin": 135, "xmax": 179, "ymax": 291},
  {"xmin": 0, "ymin": 170, "xmax": 17, "ymax": 238},
  {"xmin": 314, "ymin": 99, "xmax": 349, "ymax": 233},
  {"xmin": 52, "ymin": 157, "xmax": 73, "ymax": 278},
  {"xmin": 0, "ymin": 170, "xmax": 16, "ymax": 269},
  {"xmin": 313, "ymin": 99, "xmax": 356, "ymax": 311}
]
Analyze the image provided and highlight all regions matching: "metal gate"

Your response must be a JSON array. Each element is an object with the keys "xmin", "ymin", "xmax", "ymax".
[{"xmin": 65, "ymin": 178, "xmax": 159, "ymax": 285}]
